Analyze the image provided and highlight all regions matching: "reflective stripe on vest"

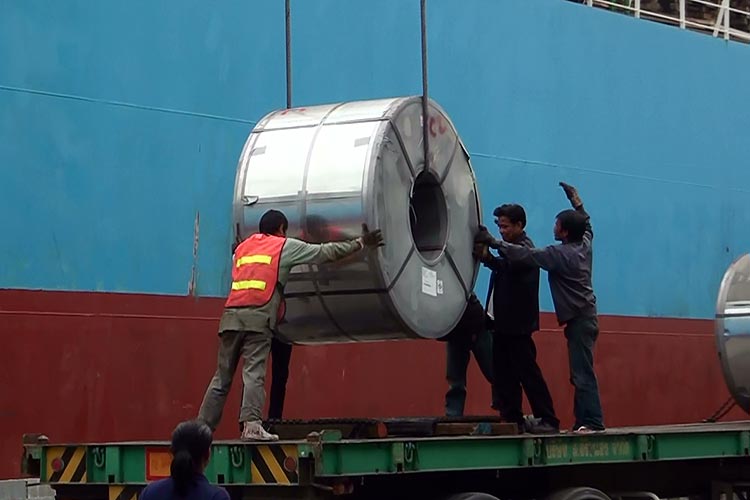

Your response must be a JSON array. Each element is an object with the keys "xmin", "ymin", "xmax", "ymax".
[
  {"xmin": 225, "ymin": 233, "xmax": 286, "ymax": 310},
  {"xmin": 236, "ymin": 255, "xmax": 273, "ymax": 267},
  {"xmin": 231, "ymin": 280, "xmax": 267, "ymax": 291}
]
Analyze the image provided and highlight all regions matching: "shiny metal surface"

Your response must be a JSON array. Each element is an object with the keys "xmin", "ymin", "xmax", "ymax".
[
  {"xmin": 715, "ymin": 253, "xmax": 750, "ymax": 412},
  {"xmin": 233, "ymin": 96, "xmax": 481, "ymax": 344}
]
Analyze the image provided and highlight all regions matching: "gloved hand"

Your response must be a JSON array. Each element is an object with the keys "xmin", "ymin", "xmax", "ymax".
[
  {"xmin": 474, "ymin": 224, "xmax": 497, "ymax": 248},
  {"xmin": 559, "ymin": 181, "xmax": 583, "ymax": 208},
  {"xmin": 360, "ymin": 223, "xmax": 385, "ymax": 248},
  {"xmin": 473, "ymin": 242, "xmax": 491, "ymax": 262}
]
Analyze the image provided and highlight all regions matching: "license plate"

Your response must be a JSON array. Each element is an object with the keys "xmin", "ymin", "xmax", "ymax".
[{"xmin": 145, "ymin": 448, "xmax": 172, "ymax": 481}]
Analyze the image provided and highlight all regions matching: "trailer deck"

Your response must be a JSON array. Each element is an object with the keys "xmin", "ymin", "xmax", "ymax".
[{"xmin": 22, "ymin": 419, "xmax": 750, "ymax": 500}]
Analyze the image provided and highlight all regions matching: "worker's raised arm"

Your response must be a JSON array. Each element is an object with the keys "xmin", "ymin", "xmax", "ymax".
[
  {"xmin": 560, "ymin": 181, "xmax": 593, "ymax": 243},
  {"xmin": 475, "ymin": 226, "xmax": 560, "ymax": 271},
  {"xmin": 482, "ymin": 253, "xmax": 508, "ymax": 273},
  {"xmin": 283, "ymin": 224, "xmax": 384, "ymax": 267},
  {"xmin": 474, "ymin": 242, "xmax": 508, "ymax": 273}
]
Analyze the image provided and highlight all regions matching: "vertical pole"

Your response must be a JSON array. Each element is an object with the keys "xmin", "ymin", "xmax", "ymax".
[
  {"xmin": 635, "ymin": 0, "xmax": 641, "ymax": 18},
  {"xmin": 679, "ymin": 0, "xmax": 686, "ymax": 29},
  {"xmin": 724, "ymin": 0, "xmax": 730, "ymax": 40},
  {"xmin": 420, "ymin": 0, "xmax": 430, "ymax": 173},
  {"xmin": 713, "ymin": 1, "xmax": 724, "ymax": 37},
  {"xmin": 285, "ymin": 0, "xmax": 292, "ymax": 109}
]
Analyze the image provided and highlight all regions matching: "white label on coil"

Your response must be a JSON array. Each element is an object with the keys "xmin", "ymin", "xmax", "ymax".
[{"xmin": 422, "ymin": 267, "xmax": 437, "ymax": 297}]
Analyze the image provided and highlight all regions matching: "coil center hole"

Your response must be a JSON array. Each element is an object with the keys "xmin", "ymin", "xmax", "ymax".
[{"xmin": 409, "ymin": 169, "xmax": 448, "ymax": 262}]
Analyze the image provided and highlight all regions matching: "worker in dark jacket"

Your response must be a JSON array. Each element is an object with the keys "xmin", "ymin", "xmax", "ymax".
[
  {"xmin": 476, "ymin": 204, "xmax": 559, "ymax": 434},
  {"xmin": 438, "ymin": 292, "xmax": 496, "ymax": 417},
  {"xmin": 475, "ymin": 183, "xmax": 605, "ymax": 433}
]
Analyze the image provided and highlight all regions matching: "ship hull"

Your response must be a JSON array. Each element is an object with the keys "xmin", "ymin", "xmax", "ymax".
[
  {"xmin": 4, "ymin": 0, "xmax": 750, "ymax": 481},
  {"xmin": 1, "ymin": 289, "xmax": 743, "ymax": 478}
]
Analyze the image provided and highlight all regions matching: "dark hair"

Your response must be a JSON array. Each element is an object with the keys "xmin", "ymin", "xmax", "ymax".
[
  {"xmin": 493, "ymin": 204, "xmax": 526, "ymax": 228},
  {"xmin": 556, "ymin": 209, "xmax": 587, "ymax": 242},
  {"xmin": 258, "ymin": 209, "xmax": 289, "ymax": 235},
  {"xmin": 170, "ymin": 421, "xmax": 212, "ymax": 496}
]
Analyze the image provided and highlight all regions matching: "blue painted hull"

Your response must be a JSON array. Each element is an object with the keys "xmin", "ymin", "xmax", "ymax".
[{"xmin": 2, "ymin": 0, "xmax": 749, "ymax": 320}]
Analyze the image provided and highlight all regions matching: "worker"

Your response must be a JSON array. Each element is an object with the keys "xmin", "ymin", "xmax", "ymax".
[
  {"xmin": 475, "ymin": 204, "xmax": 559, "ymax": 434},
  {"xmin": 140, "ymin": 420, "xmax": 229, "ymax": 500},
  {"xmin": 198, "ymin": 209, "xmax": 384, "ymax": 441},
  {"xmin": 234, "ymin": 215, "xmax": 342, "ymax": 430},
  {"xmin": 230, "ymin": 240, "xmax": 293, "ymax": 429},
  {"xmin": 263, "ymin": 215, "xmax": 345, "ymax": 422},
  {"xmin": 267, "ymin": 338, "xmax": 292, "ymax": 420},
  {"xmin": 475, "ymin": 182, "xmax": 605, "ymax": 433},
  {"xmin": 438, "ymin": 292, "xmax": 496, "ymax": 417}
]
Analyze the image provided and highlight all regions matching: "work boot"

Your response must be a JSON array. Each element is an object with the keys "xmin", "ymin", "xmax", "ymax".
[
  {"xmin": 521, "ymin": 415, "xmax": 540, "ymax": 433},
  {"xmin": 527, "ymin": 421, "xmax": 559, "ymax": 435},
  {"xmin": 240, "ymin": 421, "xmax": 279, "ymax": 441}
]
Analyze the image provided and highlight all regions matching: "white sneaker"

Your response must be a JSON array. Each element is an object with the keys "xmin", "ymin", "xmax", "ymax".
[
  {"xmin": 241, "ymin": 421, "xmax": 279, "ymax": 441},
  {"xmin": 574, "ymin": 425, "xmax": 605, "ymax": 434}
]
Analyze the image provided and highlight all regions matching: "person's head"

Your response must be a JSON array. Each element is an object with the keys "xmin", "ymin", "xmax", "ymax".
[
  {"xmin": 258, "ymin": 210, "xmax": 289, "ymax": 237},
  {"xmin": 170, "ymin": 420, "xmax": 213, "ymax": 496},
  {"xmin": 554, "ymin": 209, "xmax": 587, "ymax": 243},
  {"xmin": 493, "ymin": 204, "xmax": 526, "ymax": 243}
]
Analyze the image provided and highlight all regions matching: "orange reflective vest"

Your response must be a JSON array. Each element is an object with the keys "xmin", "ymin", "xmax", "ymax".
[{"xmin": 225, "ymin": 234, "xmax": 286, "ymax": 319}]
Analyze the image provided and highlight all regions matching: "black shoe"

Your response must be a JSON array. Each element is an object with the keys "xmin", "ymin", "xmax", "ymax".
[
  {"xmin": 527, "ymin": 421, "xmax": 559, "ymax": 434},
  {"xmin": 521, "ymin": 415, "xmax": 540, "ymax": 432}
]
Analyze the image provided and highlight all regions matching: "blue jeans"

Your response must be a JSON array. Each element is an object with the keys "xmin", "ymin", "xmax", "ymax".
[
  {"xmin": 445, "ymin": 329, "xmax": 496, "ymax": 417},
  {"xmin": 564, "ymin": 316, "xmax": 605, "ymax": 430}
]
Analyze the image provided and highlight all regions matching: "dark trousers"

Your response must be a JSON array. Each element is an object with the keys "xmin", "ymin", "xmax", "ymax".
[
  {"xmin": 268, "ymin": 338, "xmax": 293, "ymax": 420},
  {"xmin": 445, "ymin": 329, "xmax": 496, "ymax": 417},
  {"xmin": 564, "ymin": 316, "xmax": 605, "ymax": 430},
  {"xmin": 493, "ymin": 333, "xmax": 559, "ymax": 428}
]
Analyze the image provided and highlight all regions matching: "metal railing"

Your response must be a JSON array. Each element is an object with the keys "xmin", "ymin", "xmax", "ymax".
[{"xmin": 580, "ymin": 0, "xmax": 750, "ymax": 42}]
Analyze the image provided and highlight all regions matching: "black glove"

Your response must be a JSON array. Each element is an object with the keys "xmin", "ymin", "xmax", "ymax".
[
  {"xmin": 559, "ymin": 181, "xmax": 583, "ymax": 208},
  {"xmin": 473, "ymin": 242, "xmax": 491, "ymax": 263},
  {"xmin": 361, "ymin": 223, "xmax": 384, "ymax": 248},
  {"xmin": 474, "ymin": 224, "xmax": 497, "ymax": 248}
]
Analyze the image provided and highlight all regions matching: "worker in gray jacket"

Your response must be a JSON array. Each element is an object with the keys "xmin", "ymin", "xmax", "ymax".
[
  {"xmin": 198, "ymin": 209, "xmax": 384, "ymax": 441},
  {"xmin": 475, "ymin": 182, "xmax": 604, "ymax": 432}
]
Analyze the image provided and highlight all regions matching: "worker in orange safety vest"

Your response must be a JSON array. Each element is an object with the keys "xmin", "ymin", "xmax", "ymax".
[
  {"xmin": 235, "ymin": 214, "xmax": 352, "ymax": 429},
  {"xmin": 233, "ymin": 214, "xmax": 353, "ymax": 431},
  {"xmin": 198, "ymin": 209, "xmax": 384, "ymax": 441}
]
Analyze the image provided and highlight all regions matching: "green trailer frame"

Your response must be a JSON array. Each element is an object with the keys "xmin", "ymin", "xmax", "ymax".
[{"xmin": 22, "ymin": 422, "xmax": 750, "ymax": 500}]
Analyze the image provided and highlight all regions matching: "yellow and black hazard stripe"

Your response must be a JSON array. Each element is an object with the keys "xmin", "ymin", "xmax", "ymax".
[
  {"xmin": 250, "ymin": 444, "xmax": 298, "ymax": 484},
  {"xmin": 47, "ymin": 447, "xmax": 87, "ymax": 483},
  {"xmin": 109, "ymin": 485, "xmax": 140, "ymax": 500}
]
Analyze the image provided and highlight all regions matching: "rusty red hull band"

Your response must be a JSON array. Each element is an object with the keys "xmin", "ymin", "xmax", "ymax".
[{"xmin": 1, "ymin": 289, "xmax": 744, "ymax": 479}]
